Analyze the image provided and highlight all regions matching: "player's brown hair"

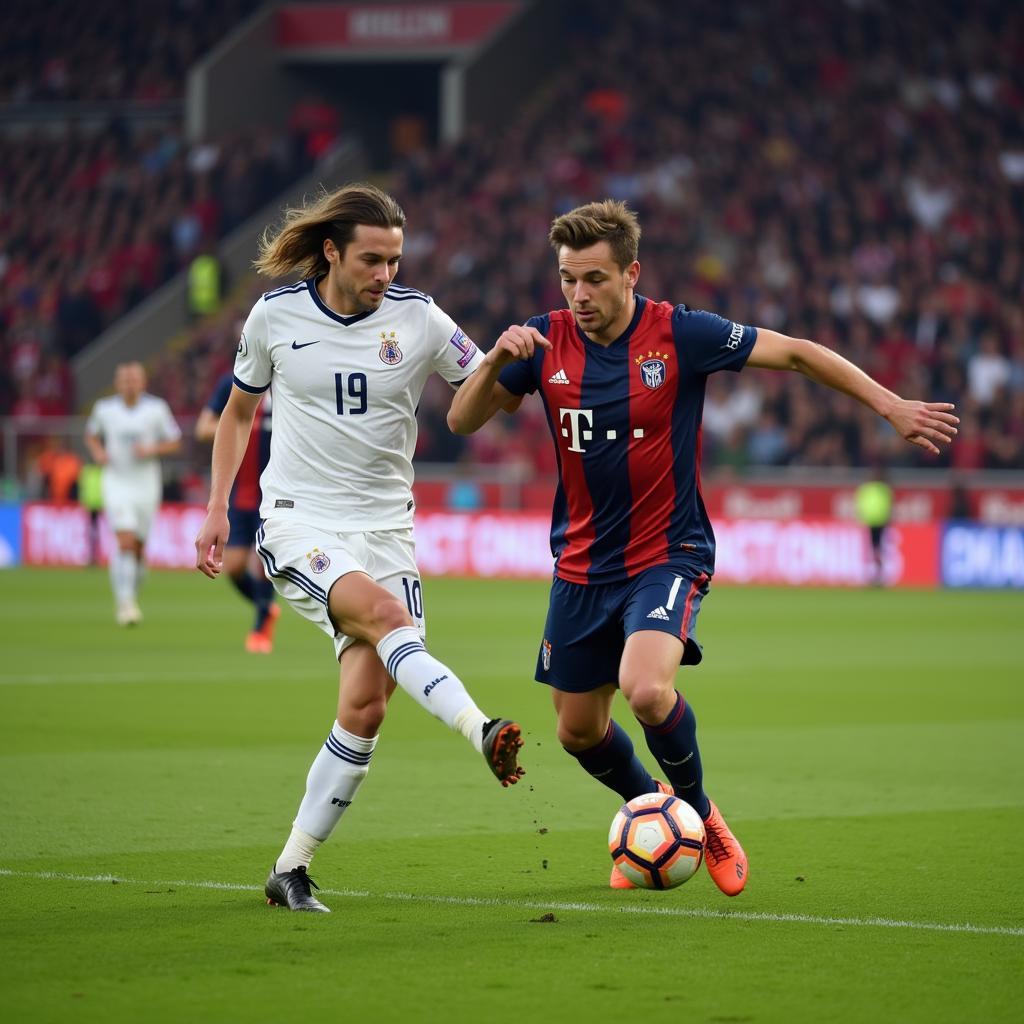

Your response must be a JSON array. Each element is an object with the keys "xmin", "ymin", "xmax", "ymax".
[
  {"xmin": 549, "ymin": 199, "xmax": 641, "ymax": 270},
  {"xmin": 254, "ymin": 183, "xmax": 406, "ymax": 279}
]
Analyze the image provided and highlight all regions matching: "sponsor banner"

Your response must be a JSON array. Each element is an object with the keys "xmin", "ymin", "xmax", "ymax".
[
  {"xmin": 712, "ymin": 520, "xmax": 939, "ymax": 587},
  {"xmin": 414, "ymin": 511, "xmax": 553, "ymax": 579},
  {"xmin": 941, "ymin": 523, "xmax": 1024, "ymax": 588},
  {"xmin": 21, "ymin": 503, "xmax": 207, "ymax": 570},
  {"xmin": 277, "ymin": 3, "xmax": 520, "ymax": 52},
  {"xmin": 12, "ymin": 504, "xmax": 944, "ymax": 587},
  {"xmin": 0, "ymin": 504, "xmax": 21, "ymax": 567},
  {"xmin": 412, "ymin": 512, "xmax": 939, "ymax": 587}
]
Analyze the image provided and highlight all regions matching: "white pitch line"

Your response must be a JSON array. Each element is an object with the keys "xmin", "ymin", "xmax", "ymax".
[
  {"xmin": 0, "ymin": 673, "xmax": 252, "ymax": 686},
  {"xmin": 1, "ymin": 868, "xmax": 1021, "ymax": 938}
]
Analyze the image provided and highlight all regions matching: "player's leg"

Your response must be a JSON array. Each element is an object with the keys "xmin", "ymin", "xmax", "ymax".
[
  {"xmin": 109, "ymin": 529, "xmax": 142, "ymax": 624},
  {"xmin": 223, "ymin": 508, "xmax": 277, "ymax": 650},
  {"xmin": 331, "ymin": 570, "xmax": 523, "ymax": 784},
  {"xmin": 620, "ymin": 569, "xmax": 747, "ymax": 895},
  {"xmin": 539, "ymin": 577, "xmax": 659, "ymax": 800},
  {"xmin": 267, "ymin": 642, "xmax": 393, "ymax": 912},
  {"xmin": 553, "ymin": 686, "xmax": 660, "ymax": 799},
  {"xmin": 103, "ymin": 480, "xmax": 143, "ymax": 623},
  {"xmin": 256, "ymin": 520, "xmax": 522, "ymax": 784}
]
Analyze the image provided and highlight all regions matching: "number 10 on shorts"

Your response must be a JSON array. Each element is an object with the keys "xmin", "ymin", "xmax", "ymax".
[{"xmin": 401, "ymin": 577, "xmax": 423, "ymax": 619}]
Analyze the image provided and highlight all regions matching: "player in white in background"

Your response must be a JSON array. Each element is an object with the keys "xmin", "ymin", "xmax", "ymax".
[
  {"xmin": 194, "ymin": 183, "xmax": 525, "ymax": 913},
  {"xmin": 84, "ymin": 362, "xmax": 182, "ymax": 625}
]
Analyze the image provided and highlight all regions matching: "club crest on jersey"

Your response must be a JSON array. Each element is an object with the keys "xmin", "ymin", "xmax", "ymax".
[
  {"xmin": 541, "ymin": 639, "xmax": 552, "ymax": 672},
  {"xmin": 307, "ymin": 548, "xmax": 331, "ymax": 574},
  {"xmin": 636, "ymin": 349, "xmax": 671, "ymax": 390},
  {"xmin": 379, "ymin": 331, "xmax": 403, "ymax": 365}
]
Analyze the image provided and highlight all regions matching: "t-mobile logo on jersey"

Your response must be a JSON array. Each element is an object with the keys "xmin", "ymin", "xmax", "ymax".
[{"xmin": 559, "ymin": 407, "xmax": 646, "ymax": 453}]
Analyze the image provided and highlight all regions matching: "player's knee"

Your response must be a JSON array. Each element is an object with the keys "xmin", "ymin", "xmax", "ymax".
[
  {"xmin": 624, "ymin": 680, "xmax": 670, "ymax": 723},
  {"xmin": 370, "ymin": 595, "xmax": 413, "ymax": 635},
  {"xmin": 557, "ymin": 719, "xmax": 604, "ymax": 752},
  {"xmin": 340, "ymin": 700, "xmax": 386, "ymax": 736}
]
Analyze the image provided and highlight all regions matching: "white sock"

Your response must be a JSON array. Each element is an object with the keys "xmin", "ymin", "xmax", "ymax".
[
  {"xmin": 110, "ymin": 550, "xmax": 138, "ymax": 604},
  {"xmin": 376, "ymin": 626, "xmax": 488, "ymax": 751},
  {"xmin": 276, "ymin": 722, "xmax": 378, "ymax": 871}
]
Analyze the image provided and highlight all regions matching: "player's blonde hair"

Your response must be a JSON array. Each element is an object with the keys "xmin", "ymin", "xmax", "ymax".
[
  {"xmin": 254, "ymin": 183, "xmax": 406, "ymax": 279},
  {"xmin": 549, "ymin": 199, "xmax": 641, "ymax": 270}
]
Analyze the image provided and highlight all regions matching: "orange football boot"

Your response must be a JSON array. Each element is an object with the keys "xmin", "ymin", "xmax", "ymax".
[
  {"xmin": 260, "ymin": 604, "xmax": 281, "ymax": 645},
  {"xmin": 245, "ymin": 631, "xmax": 272, "ymax": 654},
  {"xmin": 609, "ymin": 781, "xmax": 674, "ymax": 889},
  {"xmin": 702, "ymin": 800, "xmax": 748, "ymax": 896}
]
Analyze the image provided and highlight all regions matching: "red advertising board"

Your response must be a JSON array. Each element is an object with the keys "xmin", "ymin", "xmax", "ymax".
[
  {"xmin": 15, "ymin": 503, "xmax": 943, "ymax": 587},
  {"xmin": 277, "ymin": 3, "xmax": 520, "ymax": 51}
]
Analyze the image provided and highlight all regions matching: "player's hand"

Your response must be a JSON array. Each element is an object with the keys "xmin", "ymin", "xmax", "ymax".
[
  {"xmin": 885, "ymin": 400, "xmax": 958, "ymax": 455},
  {"xmin": 486, "ymin": 325, "xmax": 552, "ymax": 369},
  {"xmin": 195, "ymin": 510, "xmax": 230, "ymax": 578}
]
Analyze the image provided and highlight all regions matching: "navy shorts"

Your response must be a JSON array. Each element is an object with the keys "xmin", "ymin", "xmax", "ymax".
[
  {"xmin": 535, "ymin": 565, "xmax": 711, "ymax": 693},
  {"xmin": 227, "ymin": 506, "xmax": 262, "ymax": 548}
]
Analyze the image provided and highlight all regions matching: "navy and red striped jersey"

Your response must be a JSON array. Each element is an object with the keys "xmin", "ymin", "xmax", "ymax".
[
  {"xmin": 498, "ymin": 297, "xmax": 756, "ymax": 584},
  {"xmin": 207, "ymin": 373, "xmax": 272, "ymax": 511}
]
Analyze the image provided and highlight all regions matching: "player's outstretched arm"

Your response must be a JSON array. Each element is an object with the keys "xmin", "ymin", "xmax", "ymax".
[
  {"xmin": 195, "ymin": 386, "xmax": 261, "ymax": 578},
  {"xmin": 746, "ymin": 329, "xmax": 958, "ymax": 455},
  {"xmin": 448, "ymin": 325, "xmax": 550, "ymax": 434},
  {"xmin": 83, "ymin": 431, "xmax": 108, "ymax": 466}
]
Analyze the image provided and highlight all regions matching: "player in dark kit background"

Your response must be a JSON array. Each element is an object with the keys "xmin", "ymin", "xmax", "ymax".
[
  {"xmin": 196, "ymin": 372, "xmax": 278, "ymax": 652},
  {"xmin": 448, "ymin": 199, "xmax": 959, "ymax": 895}
]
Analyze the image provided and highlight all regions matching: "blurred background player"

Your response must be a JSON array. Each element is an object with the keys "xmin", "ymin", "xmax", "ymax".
[
  {"xmin": 449, "ymin": 199, "xmax": 958, "ymax": 896},
  {"xmin": 195, "ymin": 371, "xmax": 278, "ymax": 652},
  {"xmin": 855, "ymin": 465, "xmax": 894, "ymax": 586},
  {"xmin": 195, "ymin": 183, "xmax": 524, "ymax": 913},
  {"xmin": 84, "ymin": 362, "xmax": 182, "ymax": 624}
]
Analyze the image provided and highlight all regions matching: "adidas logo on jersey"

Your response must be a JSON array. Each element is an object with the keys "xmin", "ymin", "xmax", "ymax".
[
  {"xmin": 548, "ymin": 368, "xmax": 570, "ymax": 385},
  {"xmin": 646, "ymin": 606, "xmax": 670, "ymax": 620}
]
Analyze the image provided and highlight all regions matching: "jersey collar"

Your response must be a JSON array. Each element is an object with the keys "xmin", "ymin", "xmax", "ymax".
[
  {"xmin": 575, "ymin": 295, "xmax": 647, "ymax": 349},
  {"xmin": 307, "ymin": 278, "xmax": 377, "ymax": 326}
]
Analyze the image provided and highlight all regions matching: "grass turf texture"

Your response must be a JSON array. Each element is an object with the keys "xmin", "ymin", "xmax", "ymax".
[{"xmin": 1, "ymin": 568, "xmax": 1021, "ymax": 1023}]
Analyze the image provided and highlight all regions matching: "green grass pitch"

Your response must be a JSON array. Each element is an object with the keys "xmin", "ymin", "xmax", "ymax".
[{"xmin": 1, "ymin": 567, "xmax": 1022, "ymax": 1023}]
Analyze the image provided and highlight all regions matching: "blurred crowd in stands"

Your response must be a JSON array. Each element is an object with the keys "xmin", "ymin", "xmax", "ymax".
[
  {"xmin": 0, "ymin": 0, "xmax": 260, "ymax": 104},
  {"xmin": 3, "ymin": 0, "xmax": 1023, "ymax": 483},
  {"xmin": 399, "ymin": 0, "xmax": 1024, "ymax": 474}
]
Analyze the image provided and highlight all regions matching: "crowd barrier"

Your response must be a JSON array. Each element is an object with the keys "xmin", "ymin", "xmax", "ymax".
[{"xmin": 5, "ymin": 503, "xmax": 1022, "ymax": 589}]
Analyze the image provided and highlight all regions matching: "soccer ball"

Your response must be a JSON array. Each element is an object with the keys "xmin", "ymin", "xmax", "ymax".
[{"xmin": 608, "ymin": 793, "xmax": 706, "ymax": 890}]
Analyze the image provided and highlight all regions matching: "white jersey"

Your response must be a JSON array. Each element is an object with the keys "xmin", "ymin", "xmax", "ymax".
[
  {"xmin": 85, "ymin": 393, "xmax": 181, "ymax": 496},
  {"xmin": 233, "ymin": 279, "xmax": 485, "ymax": 530}
]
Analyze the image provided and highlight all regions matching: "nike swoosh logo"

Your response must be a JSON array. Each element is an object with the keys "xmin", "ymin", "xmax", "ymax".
[
  {"xmin": 663, "ymin": 752, "xmax": 695, "ymax": 766},
  {"xmin": 291, "ymin": 340, "xmax": 322, "ymax": 350}
]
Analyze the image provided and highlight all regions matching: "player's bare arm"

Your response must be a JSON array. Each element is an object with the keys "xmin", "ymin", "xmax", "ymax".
[
  {"xmin": 195, "ymin": 386, "xmax": 261, "ymax": 578},
  {"xmin": 83, "ymin": 432, "xmax": 108, "ymax": 465},
  {"xmin": 194, "ymin": 408, "xmax": 220, "ymax": 443},
  {"xmin": 746, "ymin": 329, "xmax": 959, "ymax": 455},
  {"xmin": 447, "ymin": 324, "xmax": 549, "ymax": 433}
]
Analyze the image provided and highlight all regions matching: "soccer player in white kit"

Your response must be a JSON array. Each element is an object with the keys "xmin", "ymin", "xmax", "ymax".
[
  {"xmin": 85, "ymin": 362, "xmax": 182, "ymax": 625},
  {"xmin": 194, "ymin": 183, "xmax": 525, "ymax": 913}
]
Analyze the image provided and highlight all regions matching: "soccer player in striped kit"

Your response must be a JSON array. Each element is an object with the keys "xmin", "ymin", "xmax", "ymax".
[{"xmin": 449, "ymin": 200, "xmax": 957, "ymax": 895}]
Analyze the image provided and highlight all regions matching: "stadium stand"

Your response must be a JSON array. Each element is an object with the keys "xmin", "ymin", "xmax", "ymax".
[{"xmin": 2, "ymin": 0, "xmax": 1022, "ymax": 480}]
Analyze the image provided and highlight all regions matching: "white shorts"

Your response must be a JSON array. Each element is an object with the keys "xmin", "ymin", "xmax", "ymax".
[
  {"xmin": 255, "ymin": 518, "xmax": 426, "ymax": 659},
  {"xmin": 103, "ymin": 479, "xmax": 160, "ymax": 538}
]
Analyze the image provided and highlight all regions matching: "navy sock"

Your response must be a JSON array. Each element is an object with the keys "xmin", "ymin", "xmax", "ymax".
[
  {"xmin": 229, "ymin": 571, "xmax": 256, "ymax": 604},
  {"xmin": 566, "ymin": 720, "xmax": 657, "ymax": 801},
  {"xmin": 640, "ymin": 692, "xmax": 711, "ymax": 819},
  {"xmin": 253, "ymin": 577, "xmax": 275, "ymax": 630}
]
